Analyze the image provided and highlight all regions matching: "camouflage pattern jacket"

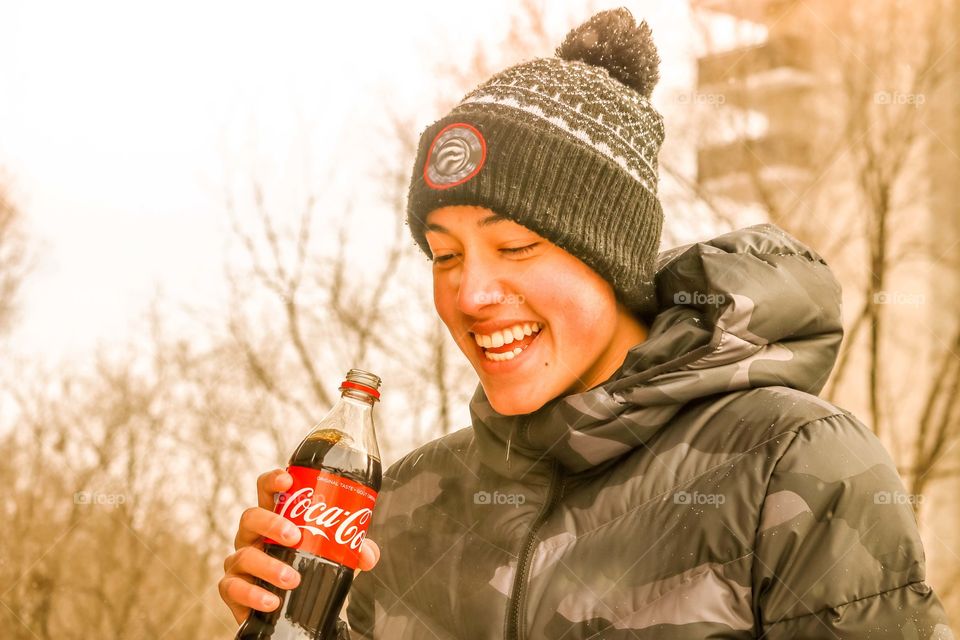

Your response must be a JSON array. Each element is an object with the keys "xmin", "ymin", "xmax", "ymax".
[{"xmin": 344, "ymin": 224, "xmax": 953, "ymax": 639}]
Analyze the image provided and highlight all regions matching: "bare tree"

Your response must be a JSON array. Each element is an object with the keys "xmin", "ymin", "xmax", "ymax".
[
  {"xmin": 822, "ymin": 0, "xmax": 957, "ymax": 441},
  {"xmin": 691, "ymin": 0, "xmax": 958, "ymax": 441},
  {"xmin": 0, "ymin": 304, "xmax": 271, "ymax": 638},
  {"xmin": 0, "ymin": 180, "xmax": 30, "ymax": 337},
  {"xmin": 217, "ymin": 0, "xmax": 608, "ymax": 461}
]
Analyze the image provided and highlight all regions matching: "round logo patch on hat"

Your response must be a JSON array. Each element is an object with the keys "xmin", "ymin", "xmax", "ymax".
[{"xmin": 424, "ymin": 123, "xmax": 486, "ymax": 190}]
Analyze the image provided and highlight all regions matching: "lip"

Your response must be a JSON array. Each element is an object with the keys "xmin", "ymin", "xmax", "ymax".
[{"xmin": 474, "ymin": 327, "xmax": 543, "ymax": 374}]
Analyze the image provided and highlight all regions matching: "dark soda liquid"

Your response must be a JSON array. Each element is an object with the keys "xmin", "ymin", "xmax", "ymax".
[{"xmin": 237, "ymin": 430, "xmax": 382, "ymax": 640}]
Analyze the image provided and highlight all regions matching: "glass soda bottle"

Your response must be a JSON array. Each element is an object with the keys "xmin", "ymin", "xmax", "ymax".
[{"xmin": 236, "ymin": 369, "xmax": 383, "ymax": 640}]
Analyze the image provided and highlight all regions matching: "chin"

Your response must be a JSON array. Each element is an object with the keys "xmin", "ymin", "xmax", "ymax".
[{"xmin": 485, "ymin": 388, "xmax": 548, "ymax": 416}]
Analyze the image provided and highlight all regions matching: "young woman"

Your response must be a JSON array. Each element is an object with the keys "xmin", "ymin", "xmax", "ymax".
[{"xmin": 219, "ymin": 9, "xmax": 953, "ymax": 639}]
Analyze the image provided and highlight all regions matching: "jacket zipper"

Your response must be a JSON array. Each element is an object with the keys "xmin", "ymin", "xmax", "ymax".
[{"xmin": 505, "ymin": 461, "xmax": 566, "ymax": 640}]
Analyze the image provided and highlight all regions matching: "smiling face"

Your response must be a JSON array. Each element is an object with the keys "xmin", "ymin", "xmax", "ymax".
[{"xmin": 424, "ymin": 205, "xmax": 648, "ymax": 415}]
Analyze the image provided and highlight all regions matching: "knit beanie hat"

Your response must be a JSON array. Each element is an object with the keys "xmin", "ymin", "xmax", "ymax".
[{"xmin": 406, "ymin": 8, "xmax": 665, "ymax": 319}]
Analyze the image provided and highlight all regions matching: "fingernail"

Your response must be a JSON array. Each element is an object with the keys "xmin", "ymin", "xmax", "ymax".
[
  {"xmin": 283, "ymin": 524, "xmax": 299, "ymax": 541},
  {"xmin": 262, "ymin": 593, "xmax": 279, "ymax": 609},
  {"xmin": 280, "ymin": 567, "xmax": 295, "ymax": 584}
]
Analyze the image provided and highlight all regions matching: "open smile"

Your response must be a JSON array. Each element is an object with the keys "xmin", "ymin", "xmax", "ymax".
[{"xmin": 472, "ymin": 327, "xmax": 544, "ymax": 371}]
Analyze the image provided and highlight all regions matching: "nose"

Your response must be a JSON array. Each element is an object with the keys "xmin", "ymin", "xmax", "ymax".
[{"xmin": 455, "ymin": 252, "xmax": 515, "ymax": 316}]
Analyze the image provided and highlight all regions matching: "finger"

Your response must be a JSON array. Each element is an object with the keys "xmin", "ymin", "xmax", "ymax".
[
  {"xmin": 217, "ymin": 575, "xmax": 252, "ymax": 626},
  {"xmin": 219, "ymin": 575, "xmax": 282, "ymax": 620},
  {"xmin": 234, "ymin": 507, "xmax": 302, "ymax": 551},
  {"xmin": 257, "ymin": 468, "xmax": 293, "ymax": 511},
  {"xmin": 357, "ymin": 538, "xmax": 381, "ymax": 572},
  {"xmin": 218, "ymin": 578, "xmax": 250, "ymax": 626},
  {"xmin": 224, "ymin": 546, "xmax": 302, "ymax": 591}
]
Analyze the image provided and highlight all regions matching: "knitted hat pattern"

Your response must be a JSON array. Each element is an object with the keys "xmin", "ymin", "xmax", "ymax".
[{"xmin": 406, "ymin": 8, "xmax": 665, "ymax": 318}]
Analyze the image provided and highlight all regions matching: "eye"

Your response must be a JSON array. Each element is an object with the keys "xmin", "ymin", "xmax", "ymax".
[
  {"xmin": 502, "ymin": 243, "xmax": 539, "ymax": 256},
  {"xmin": 431, "ymin": 243, "xmax": 540, "ymax": 265}
]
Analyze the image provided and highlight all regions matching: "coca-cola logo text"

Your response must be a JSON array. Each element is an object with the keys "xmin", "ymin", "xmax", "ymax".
[
  {"xmin": 278, "ymin": 487, "xmax": 372, "ymax": 550},
  {"xmin": 268, "ymin": 465, "xmax": 378, "ymax": 570}
]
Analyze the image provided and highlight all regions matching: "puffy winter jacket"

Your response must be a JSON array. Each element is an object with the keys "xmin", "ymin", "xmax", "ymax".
[{"xmin": 342, "ymin": 224, "xmax": 953, "ymax": 639}]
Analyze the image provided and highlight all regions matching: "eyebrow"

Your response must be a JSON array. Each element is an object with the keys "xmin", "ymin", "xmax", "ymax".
[{"xmin": 425, "ymin": 213, "xmax": 509, "ymax": 234}]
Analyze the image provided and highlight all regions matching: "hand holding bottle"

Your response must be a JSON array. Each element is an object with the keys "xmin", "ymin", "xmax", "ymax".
[{"xmin": 219, "ymin": 468, "xmax": 381, "ymax": 625}]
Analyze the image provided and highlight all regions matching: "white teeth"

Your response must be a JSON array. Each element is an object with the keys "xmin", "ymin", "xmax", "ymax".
[
  {"xmin": 473, "ymin": 322, "xmax": 542, "ymax": 348},
  {"xmin": 484, "ymin": 346, "xmax": 525, "ymax": 362},
  {"xmin": 473, "ymin": 323, "xmax": 544, "ymax": 362},
  {"xmin": 481, "ymin": 337, "xmax": 541, "ymax": 362}
]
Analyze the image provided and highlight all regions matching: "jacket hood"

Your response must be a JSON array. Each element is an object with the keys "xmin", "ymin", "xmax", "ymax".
[{"xmin": 469, "ymin": 223, "xmax": 844, "ymax": 479}]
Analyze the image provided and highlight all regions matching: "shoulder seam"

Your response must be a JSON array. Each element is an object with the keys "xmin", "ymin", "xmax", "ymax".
[{"xmin": 751, "ymin": 410, "xmax": 853, "ymax": 529}]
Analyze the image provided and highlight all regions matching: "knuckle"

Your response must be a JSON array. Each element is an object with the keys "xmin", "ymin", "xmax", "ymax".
[
  {"xmin": 240, "ymin": 506, "xmax": 260, "ymax": 527},
  {"xmin": 226, "ymin": 577, "xmax": 248, "ymax": 605},
  {"xmin": 219, "ymin": 576, "xmax": 240, "ymax": 603},
  {"xmin": 235, "ymin": 546, "xmax": 257, "ymax": 568},
  {"xmin": 259, "ymin": 468, "xmax": 281, "ymax": 488},
  {"xmin": 224, "ymin": 548, "xmax": 245, "ymax": 573}
]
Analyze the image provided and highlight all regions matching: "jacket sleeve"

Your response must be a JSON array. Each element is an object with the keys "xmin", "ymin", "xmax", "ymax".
[{"xmin": 752, "ymin": 412, "xmax": 954, "ymax": 638}]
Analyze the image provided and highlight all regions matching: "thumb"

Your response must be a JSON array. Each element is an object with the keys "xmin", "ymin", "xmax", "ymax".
[{"xmin": 356, "ymin": 539, "xmax": 380, "ymax": 574}]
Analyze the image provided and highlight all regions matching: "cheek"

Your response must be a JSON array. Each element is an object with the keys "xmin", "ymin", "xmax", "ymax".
[
  {"xmin": 433, "ymin": 277, "xmax": 454, "ymax": 320},
  {"xmin": 539, "ymin": 274, "xmax": 618, "ymax": 339},
  {"xmin": 554, "ymin": 299, "xmax": 614, "ymax": 344},
  {"xmin": 532, "ymin": 266, "xmax": 614, "ymax": 314},
  {"xmin": 432, "ymin": 273, "xmax": 467, "ymax": 336}
]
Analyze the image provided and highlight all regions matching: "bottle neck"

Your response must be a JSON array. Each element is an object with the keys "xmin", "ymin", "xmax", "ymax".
[
  {"xmin": 318, "ymin": 389, "xmax": 380, "ymax": 462},
  {"xmin": 340, "ymin": 389, "xmax": 377, "ymax": 406}
]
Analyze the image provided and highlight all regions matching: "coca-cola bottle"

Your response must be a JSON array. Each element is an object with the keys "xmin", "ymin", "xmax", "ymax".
[{"xmin": 236, "ymin": 369, "xmax": 383, "ymax": 640}]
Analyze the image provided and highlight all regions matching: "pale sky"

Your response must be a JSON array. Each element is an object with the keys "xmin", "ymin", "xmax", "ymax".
[{"xmin": 0, "ymin": 0, "xmax": 708, "ymax": 365}]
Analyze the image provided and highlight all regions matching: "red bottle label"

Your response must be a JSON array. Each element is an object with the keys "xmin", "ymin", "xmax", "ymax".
[{"xmin": 267, "ymin": 465, "xmax": 378, "ymax": 570}]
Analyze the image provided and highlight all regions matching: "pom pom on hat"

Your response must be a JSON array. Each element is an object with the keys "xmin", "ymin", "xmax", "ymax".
[{"xmin": 556, "ymin": 7, "xmax": 660, "ymax": 99}]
